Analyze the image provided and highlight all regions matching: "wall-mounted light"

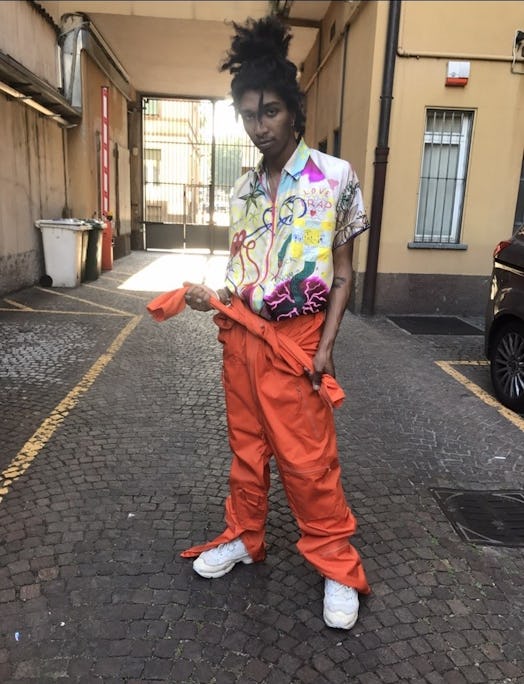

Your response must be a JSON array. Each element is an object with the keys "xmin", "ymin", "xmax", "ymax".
[{"xmin": 0, "ymin": 80, "xmax": 69, "ymax": 125}]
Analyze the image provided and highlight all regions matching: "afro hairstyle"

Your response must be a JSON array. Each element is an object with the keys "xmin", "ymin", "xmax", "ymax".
[{"xmin": 220, "ymin": 16, "xmax": 306, "ymax": 137}]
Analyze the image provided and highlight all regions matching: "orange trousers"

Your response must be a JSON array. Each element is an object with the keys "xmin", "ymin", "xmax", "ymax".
[
  {"xmin": 147, "ymin": 288, "xmax": 369, "ymax": 592},
  {"xmin": 183, "ymin": 306, "xmax": 370, "ymax": 593}
]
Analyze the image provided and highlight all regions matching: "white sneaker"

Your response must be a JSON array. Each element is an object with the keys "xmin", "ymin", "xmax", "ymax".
[
  {"xmin": 323, "ymin": 578, "xmax": 359, "ymax": 630},
  {"xmin": 192, "ymin": 538, "xmax": 253, "ymax": 578}
]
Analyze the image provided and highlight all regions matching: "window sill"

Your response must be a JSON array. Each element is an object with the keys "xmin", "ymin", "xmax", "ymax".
[{"xmin": 408, "ymin": 242, "xmax": 468, "ymax": 250}]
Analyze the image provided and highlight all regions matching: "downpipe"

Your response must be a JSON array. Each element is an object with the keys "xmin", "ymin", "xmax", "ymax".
[{"xmin": 361, "ymin": 0, "xmax": 402, "ymax": 316}]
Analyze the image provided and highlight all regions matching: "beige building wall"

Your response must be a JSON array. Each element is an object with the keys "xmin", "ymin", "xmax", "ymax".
[
  {"xmin": 0, "ymin": 95, "xmax": 67, "ymax": 293},
  {"xmin": 0, "ymin": 2, "xmax": 67, "ymax": 294},
  {"xmin": 67, "ymin": 53, "xmax": 128, "ymax": 218},
  {"xmin": 302, "ymin": 0, "xmax": 524, "ymax": 314},
  {"xmin": 0, "ymin": 1, "xmax": 60, "ymax": 86}
]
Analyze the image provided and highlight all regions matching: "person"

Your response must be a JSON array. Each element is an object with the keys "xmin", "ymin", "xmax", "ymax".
[{"xmin": 174, "ymin": 16, "xmax": 371, "ymax": 629}]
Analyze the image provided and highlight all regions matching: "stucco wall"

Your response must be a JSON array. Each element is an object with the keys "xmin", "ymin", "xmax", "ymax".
[
  {"xmin": 302, "ymin": 0, "xmax": 524, "ymax": 314},
  {"xmin": 67, "ymin": 52, "xmax": 129, "ymax": 218},
  {"xmin": 0, "ymin": 1, "xmax": 59, "ymax": 86},
  {"xmin": 382, "ymin": 1, "xmax": 524, "ymax": 278},
  {"xmin": 0, "ymin": 95, "xmax": 66, "ymax": 294}
]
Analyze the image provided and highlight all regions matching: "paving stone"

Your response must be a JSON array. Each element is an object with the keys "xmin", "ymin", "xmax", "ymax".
[{"xmin": 0, "ymin": 252, "xmax": 523, "ymax": 683}]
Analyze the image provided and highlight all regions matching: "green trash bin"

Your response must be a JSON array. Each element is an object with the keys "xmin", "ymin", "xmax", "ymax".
[{"xmin": 84, "ymin": 219, "xmax": 104, "ymax": 281}]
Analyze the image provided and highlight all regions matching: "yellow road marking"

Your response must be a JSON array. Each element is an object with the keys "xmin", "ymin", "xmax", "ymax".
[
  {"xmin": 104, "ymin": 270, "xmax": 135, "ymax": 277},
  {"xmin": 84, "ymin": 283, "xmax": 150, "ymax": 301},
  {"xmin": 3, "ymin": 299, "xmax": 33, "ymax": 310},
  {"xmin": 97, "ymin": 275, "xmax": 125, "ymax": 283},
  {"xmin": 35, "ymin": 286, "xmax": 131, "ymax": 315},
  {"xmin": 0, "ymin": 308, "xmax": 127, "ymax": 317},
  {"xmin": 0, "ymin": 315, "xmax": 142, "ymax": 505},
  {"xmin": 435, "ymin": 361, "xmax": 524, "ymax": 433}
]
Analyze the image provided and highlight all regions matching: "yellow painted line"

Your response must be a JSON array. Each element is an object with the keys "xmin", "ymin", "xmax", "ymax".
[
  {"xmin": 104, "ymin": 270, "xmax": 135, "ymax": 277},
  {"xmin": 84, "ymin": 283, "xmax": 150, "ymax": 301},
  {"xmin": 435, "ymin": 360, "xmax": 524, "ymax": 433},
  {"xmin": 0, "ymin": 308, "xmax": 126, "ymax": 317},
  {"xmin": 35, "ymin": 286, "xmax": 131, "ymax": 315},
  {"xmin": 3, "ymin": 298, "xmax": 33, "ymax": 311},
  {"xmin": 97, "ymin": 275, "xmax": 126, "ymax": 283},
  {"xmin": 0, "ymin": 315, "xmax": 142, "ymax": 505}
]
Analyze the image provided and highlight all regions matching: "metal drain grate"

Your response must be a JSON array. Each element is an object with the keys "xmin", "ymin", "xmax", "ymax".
[
  {"xmin": 431, "ymin": 489, "xmax": 524, "ymax": 547},
  {"xmin": 388, "ymin": 316, "xmax": 482, "ymax": 335}
]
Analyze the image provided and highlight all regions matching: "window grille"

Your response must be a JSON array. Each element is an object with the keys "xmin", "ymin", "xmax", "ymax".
[
  {"xmin": 142, "ymin": 98, "xmax": 258, "ymax": 226},
  {"xmin": 414, "ymin": 109, "xmax": 473, "ymax": 244}
]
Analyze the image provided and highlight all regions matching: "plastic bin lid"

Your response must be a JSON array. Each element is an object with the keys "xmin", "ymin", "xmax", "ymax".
[{"xmin": 35, "ymin": 218, "xmax": 91, "ymax": 230}]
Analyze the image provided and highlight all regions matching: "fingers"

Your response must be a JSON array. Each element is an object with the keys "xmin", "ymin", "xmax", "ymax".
[
  {"xmin": 304, "ymin": 367, "xmax": 323, "ymax": 391},
  {"xmin": 182, "ymin": 282, "xmax": 217, "ymax": 311},
  {"xmin": 311, "ymin": 371, "xmax": 322, "ymax": 391}
]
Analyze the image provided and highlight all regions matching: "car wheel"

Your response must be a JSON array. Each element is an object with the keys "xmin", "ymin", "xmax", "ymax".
[{"xmin": 490, "ymin": 319, "xmax": 524, "ymax": 413}]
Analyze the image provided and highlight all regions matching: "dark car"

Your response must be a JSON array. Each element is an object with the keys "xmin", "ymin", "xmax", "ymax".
[{"xmin": 485, "ymin": 225, "xmax": 524, "ymax": 413}]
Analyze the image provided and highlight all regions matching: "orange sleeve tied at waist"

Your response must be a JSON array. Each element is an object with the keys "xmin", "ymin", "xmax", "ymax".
[{"xmin": 146, "ymin": 287, "xmax": 345, "ymax": 409}]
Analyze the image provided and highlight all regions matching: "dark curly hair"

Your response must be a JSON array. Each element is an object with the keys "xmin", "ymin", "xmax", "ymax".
[{"xmin": 220, "ymin": 16, "xmax": 306, "ymax": 137}]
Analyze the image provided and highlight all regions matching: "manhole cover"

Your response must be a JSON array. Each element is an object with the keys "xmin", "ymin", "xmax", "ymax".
[
  {"xmin": 431, "ymin": 489, "xmax": 524, "ymax": 546},
  {"xmin": 388, "ymin": 316, "xmax": 482, "ymax": 335}
]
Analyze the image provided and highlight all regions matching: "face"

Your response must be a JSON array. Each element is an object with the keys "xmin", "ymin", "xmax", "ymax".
[{"xmin": 238, "ymin": 89, "xmax": 296, "ymax": 162}]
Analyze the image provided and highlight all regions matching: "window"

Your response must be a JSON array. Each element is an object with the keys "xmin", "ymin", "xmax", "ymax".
[
  {"xmin": 144, "ymin": 98, "xmax": 160, "ymax": 117},
  {"xmin": 144, "ymin": 148, "xmax": 161, "ymax": 184},
  {"xmin": 414, "ymin": 109, "xmax": 473, "ymax": 245}
]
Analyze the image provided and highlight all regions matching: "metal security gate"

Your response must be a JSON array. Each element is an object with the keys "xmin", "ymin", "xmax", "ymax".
[{"xmin": 142, "ymin": 97, "xmax": 258, "ymax": 252}]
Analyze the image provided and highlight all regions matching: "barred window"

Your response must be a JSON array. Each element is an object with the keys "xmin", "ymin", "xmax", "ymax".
[{"xmin": 414, "ymin": 109, "xmax": 473, "ymax": 244}]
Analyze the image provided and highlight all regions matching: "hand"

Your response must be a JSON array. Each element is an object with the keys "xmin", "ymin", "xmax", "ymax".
[
  {"xmin": 307, "ymin": 348, "xmax": 335, "ymax": 391},
  {"xmin": 182, "ymin": 281, "xmax": 218, "ymax": 312}
]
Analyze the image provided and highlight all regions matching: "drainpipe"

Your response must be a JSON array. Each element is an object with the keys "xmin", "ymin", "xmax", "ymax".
[
  {"xmin": 60, "ymin": 13, "xmax": 134, "ymax": 110},
  {"xmin": 361, "ymin": 0, "xmax": 401, "ymax": 315},
  {"xmin": 338, "ymin": 23, "xmax": 350, "ymax": 151}
]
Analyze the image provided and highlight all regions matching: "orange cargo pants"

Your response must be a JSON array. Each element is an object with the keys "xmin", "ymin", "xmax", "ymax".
[{"xmin": 182, "ymin": 304, "xmax": 370, "ymax": 593}]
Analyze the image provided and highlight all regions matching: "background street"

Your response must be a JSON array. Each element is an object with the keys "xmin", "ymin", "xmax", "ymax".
[{"xmin": 1, "ymin": 251, "xmax": 522, "ymax": 683}]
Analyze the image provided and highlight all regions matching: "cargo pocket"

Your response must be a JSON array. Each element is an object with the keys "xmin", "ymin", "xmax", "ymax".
[
  {"xmin": 231, "ymin": 487, "xmax": 268, "ymax": 531},
  {"xmin": 281, "ymin": 459, "xmax": 344, "ymax": 522}
]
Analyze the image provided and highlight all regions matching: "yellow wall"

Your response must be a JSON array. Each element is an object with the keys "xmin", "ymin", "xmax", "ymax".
[
  {"xmin": 302, "ymin": 0, "xmax": 524, "ymax": 301},
  {"xmin": 67, "ymin": 53, "xmax": 129, "ymax": 218},
  {"xmin": 384, "ymin": 55, "xmax": 524, "ymax": 276}
]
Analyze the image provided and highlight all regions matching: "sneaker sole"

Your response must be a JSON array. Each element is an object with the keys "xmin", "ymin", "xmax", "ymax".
[
  {"xmin": 323, "ymin": 607, "xmax": 359, "ymax": 630},
  {"xmin": 193, "ymin": 555, "xmax": 253, "ymax": 579}
]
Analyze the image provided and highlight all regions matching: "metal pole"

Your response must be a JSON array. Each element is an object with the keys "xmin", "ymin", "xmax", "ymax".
[{"xmin": 361, "ymin": 0, "xmax": 402, "ymax": 315}]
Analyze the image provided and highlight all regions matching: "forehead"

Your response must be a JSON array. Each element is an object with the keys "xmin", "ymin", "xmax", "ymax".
[{"xmin": 238, "ymin": 89, "xmax": 286, "ymax": 112}]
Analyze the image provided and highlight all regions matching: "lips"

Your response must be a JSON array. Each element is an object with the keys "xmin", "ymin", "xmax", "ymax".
[{"xmin": 256, "ymin": 139, "xmax": 273, "ymax": 150}]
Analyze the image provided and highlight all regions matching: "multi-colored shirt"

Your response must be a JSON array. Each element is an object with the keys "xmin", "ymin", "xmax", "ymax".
[{"xmin": 224, "ymin": 139, "xmax": 369, "ymax": 321}]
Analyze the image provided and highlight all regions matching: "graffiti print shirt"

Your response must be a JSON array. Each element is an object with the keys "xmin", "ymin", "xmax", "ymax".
[{"xmin": 224, "ymin": 139, "xmax": 369, "ymax": 321}]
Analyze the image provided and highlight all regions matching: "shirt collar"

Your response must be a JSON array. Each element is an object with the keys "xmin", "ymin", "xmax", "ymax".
[{"xmin": 255, "ymin": 138, "xmax": 311, "ymax": 182}]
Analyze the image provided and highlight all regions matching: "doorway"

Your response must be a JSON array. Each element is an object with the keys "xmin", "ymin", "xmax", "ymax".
[{"xmin": 142, "ymin": 97, "xmax": 258, "ymax": 252}]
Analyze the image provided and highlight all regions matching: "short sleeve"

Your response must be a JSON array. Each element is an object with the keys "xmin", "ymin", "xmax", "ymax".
[{"xmin": 333, "ymin": 165, "xmax": 370, "ymax": 249}]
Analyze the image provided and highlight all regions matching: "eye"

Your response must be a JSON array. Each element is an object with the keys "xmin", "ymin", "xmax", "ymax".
[
  {"xmin": 265, "ymin": 107, "xmax": 278, "ymax": 117},
  {"xmin": 241, "ymin": 112, "xmax": 255, "ymax": 122}
]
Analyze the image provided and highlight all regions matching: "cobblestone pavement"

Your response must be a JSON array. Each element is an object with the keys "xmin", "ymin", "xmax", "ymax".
[{"xmin": 1, "ymin": 251, "xmax": 523, "ymax": 684}]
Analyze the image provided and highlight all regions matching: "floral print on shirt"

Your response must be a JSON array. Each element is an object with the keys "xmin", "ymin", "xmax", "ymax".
[{"xmin": 225, "ymin": 139, "xmax": 369, "ymax": 320}]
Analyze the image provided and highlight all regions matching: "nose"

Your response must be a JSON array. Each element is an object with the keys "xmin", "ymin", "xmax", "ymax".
[{"xmin": 254, "ymin": 116, "xmax": 268, "ymax": 137}]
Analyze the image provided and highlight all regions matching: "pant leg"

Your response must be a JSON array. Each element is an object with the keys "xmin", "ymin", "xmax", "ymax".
[
  {"xmin": 255, "ymin": 318, "xmax": 370, "ymax": 593},
  {"xmin": 182, "ymin": 321, "xmax": 272, "ymax": 561},
  {"xmin": 220, "ymin": 322, "xmax": 272, "ymax": 561}
]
